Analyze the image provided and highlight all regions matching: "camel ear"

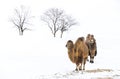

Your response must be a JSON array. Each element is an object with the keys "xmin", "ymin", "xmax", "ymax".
[{"xmin": 91, "ymin": 35, "xmax": 94, "ymax": 38}]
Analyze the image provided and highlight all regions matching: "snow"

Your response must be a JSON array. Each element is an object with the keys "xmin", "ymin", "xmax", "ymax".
[{"xmin": 0, "ymin": 0, "xmax": 120, "ymax": 79}]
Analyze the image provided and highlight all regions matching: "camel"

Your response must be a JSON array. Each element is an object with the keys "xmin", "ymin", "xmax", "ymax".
[
  {"xmin": 86, "ymin": 34, "xmax": 97, "ymax": 63},
  {"xmin": 66, "ymin": 37, "xmax": 89, "ymax": 71}
]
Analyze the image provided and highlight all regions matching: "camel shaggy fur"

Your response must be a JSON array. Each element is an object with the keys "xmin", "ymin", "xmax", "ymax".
[
  {"xmin": 74, "ymin": 37, "xmax": 89, "ymax": 71},
  {"xmin": 66, "ymin": 37, "xmax": 89, "ymax": 71},
  {"xmin": 66, "ymin": 40, "xmax": 75, "ymax": 63},
  {"xmin": 85, "ymin": 34, "xmax": 97, "ymax": 63}
]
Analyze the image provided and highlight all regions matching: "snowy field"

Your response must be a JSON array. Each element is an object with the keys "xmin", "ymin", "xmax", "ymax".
[
  {"xmin": 0, "ymin": 0, "xmax": 120, "ymax": 79},
  {"xmin": 0, "ymin": 36, "xmax": 120, "ymax": 79}
]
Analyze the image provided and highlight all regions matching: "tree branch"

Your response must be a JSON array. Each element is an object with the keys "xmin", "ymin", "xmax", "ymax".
[{"xmin": 10, "ymin": 5, "xmax": 33, "ymax": 35}]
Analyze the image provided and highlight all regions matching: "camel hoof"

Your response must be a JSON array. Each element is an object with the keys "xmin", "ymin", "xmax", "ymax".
[
  {"xmin": 79, "ymin": 68, "xmax": 82, "ymax": 71},
  {"xmin": 90, "ymin": 61, "xmax": 94, "ymax": 63}
]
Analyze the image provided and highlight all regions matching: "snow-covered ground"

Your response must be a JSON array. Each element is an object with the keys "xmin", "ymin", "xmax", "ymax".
[
  {"xmin": 0, "ymin": 36, "xmax": 120, "ymax": 79},
  {"xmin": 0, "ymin": 0, "xmax": 120, "ymax": 79}
]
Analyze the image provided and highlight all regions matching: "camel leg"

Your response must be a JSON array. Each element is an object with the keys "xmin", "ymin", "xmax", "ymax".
[
  {"xmin": 90, "ymin": 57, "xmax": 94, "ymax": 63},
  {"xmin": 76, "ymin": 63, "xmax": 81, "ymax": 71},
  {"xmin": 79, "ymin": 65, "xmax": 82, "ymax": 70},
  {"xmin": 83, "ymin": 58, "xmax": 87, "ymax": 70}
]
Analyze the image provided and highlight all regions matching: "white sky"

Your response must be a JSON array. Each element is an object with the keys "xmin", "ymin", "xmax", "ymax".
[{"xmin": 0, "ymin": 0, "xmax": 120, "ymax": 56}]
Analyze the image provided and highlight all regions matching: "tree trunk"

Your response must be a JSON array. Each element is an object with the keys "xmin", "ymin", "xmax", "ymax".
[
  {"xmin": 60, "ymin": 31, "xmax": 63, "ymax": 38},
  {"xmin": 53, "ymin": 32, "xmax": 56, "ymax": 37},
  {"xmin": 19, "ymin": 28, "xmax": 23, "ymax": 35}
]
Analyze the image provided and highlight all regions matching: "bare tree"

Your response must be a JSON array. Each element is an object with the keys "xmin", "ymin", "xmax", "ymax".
[
  {"xmin": 10, "ymin": 5, "xmax": 33, "ymax": 35},
  {"xmin": 41, "ymin": 8, "xmax": 77, "ymax": 38},
  {"xmin": 59, "ymin": 16, "xmax": 77, "ymax": 38},
  {"xmin": 41, "ymin": 8, "xmax": 64, "ymax": 37}
]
